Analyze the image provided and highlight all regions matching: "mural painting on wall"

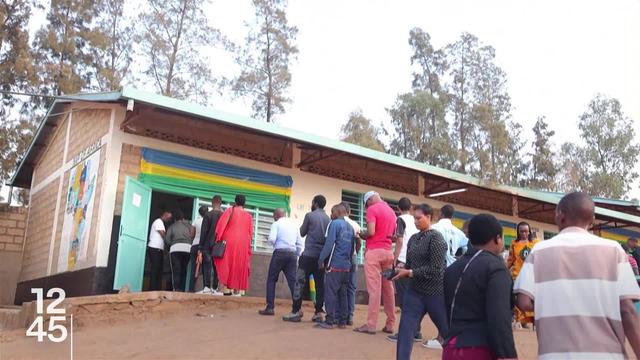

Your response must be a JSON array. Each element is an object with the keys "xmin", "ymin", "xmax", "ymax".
[{"xmin": 58, "ymin": 149, "xmax": 100, "ymax": 272}]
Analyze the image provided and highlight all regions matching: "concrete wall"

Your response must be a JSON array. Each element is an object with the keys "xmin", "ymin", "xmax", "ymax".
[{"xmin": 0, "ymin": 205, "xmax": 27, "ymax": 305}]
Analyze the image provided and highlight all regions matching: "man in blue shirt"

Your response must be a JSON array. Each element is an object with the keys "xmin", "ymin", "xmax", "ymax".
[
  {"xmin": 315, "ymin": 204, "xmax": 355, "ymax": 329},
  {"xmin": 259, "ymin": 208, "xmax": 304, "ymax": 316}
]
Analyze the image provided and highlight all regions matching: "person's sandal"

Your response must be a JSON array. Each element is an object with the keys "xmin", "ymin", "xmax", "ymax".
[
  {"xmin": 381, "ymin": 326, "xmax": 394, "ymax": 334},
  {"xmin": 353, "ymin": 325, "xmax": 376, "ymax": 335}
]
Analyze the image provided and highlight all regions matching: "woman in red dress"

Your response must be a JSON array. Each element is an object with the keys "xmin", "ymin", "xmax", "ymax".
[{"xmin": 214, "ymin": 194, "xmax": 254, "ymax": 294}]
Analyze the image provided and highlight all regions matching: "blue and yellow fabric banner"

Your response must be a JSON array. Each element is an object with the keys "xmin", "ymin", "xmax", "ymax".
[{"xmin": 138, "ymin": 148, "xmax": 293, "ymax": 211}]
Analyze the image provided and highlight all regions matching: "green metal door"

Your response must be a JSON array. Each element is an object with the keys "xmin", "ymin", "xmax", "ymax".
[{"xmin": 113, "ymin": 177, "xmax": 152, "ymax": 291}]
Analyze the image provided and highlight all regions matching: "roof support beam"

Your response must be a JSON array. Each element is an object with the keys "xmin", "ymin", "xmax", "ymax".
[
  {"xmin": 296, "ymin": 149, "xmax": 344, "ymax": 168},
  {"xmin": 512, "ymin": 196, "xmax": 519, "ymax": 217}
]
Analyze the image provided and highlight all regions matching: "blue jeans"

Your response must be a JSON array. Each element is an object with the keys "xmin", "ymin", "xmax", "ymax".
[
  {"xmin": 395, "ymin": 277, "xmax": 422, "ymax": 336},
  {"xmin": 347, "ymin": 259, "xmax": 357, "ymax": 318},
  {"xmin": 396, "ymin": 287, "xmax": 448, "ymax": 360},
  {"xmin": 325, "ymin": 271, "xmax": 350, "ymax": 325},
  {"xmin": 266, "ymin": 250, "xmax": 297, "ymax": 310}
]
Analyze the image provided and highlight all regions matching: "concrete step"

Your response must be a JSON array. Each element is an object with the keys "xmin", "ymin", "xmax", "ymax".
[{"xmin": 0, "ymin": 306, "xmax": 26, "ymax": 331}]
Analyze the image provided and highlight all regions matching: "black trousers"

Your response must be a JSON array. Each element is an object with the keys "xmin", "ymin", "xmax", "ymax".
[
  {"xmin": 265, "ymin": 250, "xmax": 297, "ymax": 310},
  {"xmin": 292, "ymin": 255, "xmax": 325, "ymax": 314},
  {"xmin": 148, "ymin": 247, "xmax": 164, "ymax": 291},
  {"xmin": 325, "ymin": 271, "xmax": 350, "ymax": 325},
  {"xmin": 189, "ymin": 245, "xmax": 216, "ymax": 291},
  {"xmin": 169, "ymin": 251, "xmax": 190, "ymax": 292}
]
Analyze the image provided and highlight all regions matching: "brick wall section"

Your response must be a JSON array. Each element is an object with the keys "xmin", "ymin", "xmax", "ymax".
[
  {"xmin": 0, "ymin": 205, "xmax": 27, "ymax": 252},
  {"xmin": 0, "ymin": 204, "xmax": 28, "ymax": 305},
  {"xmin": 32, "ymin": 114, "xmax": 68, "ymax": 186},
  {"xmin": 20, "ymin": 107, "xmax": 112, "ymax": 282},
  {"xmin": 114, "ymin": 144, "xmax": 142, "ymax": 216},
  {"xmin": 66, "ymin": 109, "xmax": 110, "ymax": 161},
  {"xmin": 20, "ymin": 180, "xmax": 58, "ymax": 281}
]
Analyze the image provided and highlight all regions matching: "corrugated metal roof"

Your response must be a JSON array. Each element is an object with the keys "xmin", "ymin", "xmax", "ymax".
[{"xmin": 10, "ymin": 87, "xmax": 640, "ymax": 226}]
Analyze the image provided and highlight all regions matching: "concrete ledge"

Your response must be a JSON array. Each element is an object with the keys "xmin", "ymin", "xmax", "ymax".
[{"xmin": 1, "ymin": 292, "xmax": 311, "ymax": 331}]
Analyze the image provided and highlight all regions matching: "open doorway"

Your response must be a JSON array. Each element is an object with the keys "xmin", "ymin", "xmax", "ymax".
[{"xmin": 143, "ymin": 191, "xmax": 194, "ymax": 291}]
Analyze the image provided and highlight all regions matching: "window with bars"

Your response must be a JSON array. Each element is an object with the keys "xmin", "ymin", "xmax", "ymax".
[{"xmin": 193, "ymin": 198, "xmax": 275, "ymax": 254}]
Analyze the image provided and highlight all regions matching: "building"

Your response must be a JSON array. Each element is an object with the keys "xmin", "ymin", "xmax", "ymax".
[{"xmin": 7, "ymin": 87, "xmax": 640, "ymax": 304}]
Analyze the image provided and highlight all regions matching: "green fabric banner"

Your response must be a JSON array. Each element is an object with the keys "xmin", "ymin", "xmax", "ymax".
[{"xmin": 138, "ymin": 173, "xmax": 289, "ymax": 211}]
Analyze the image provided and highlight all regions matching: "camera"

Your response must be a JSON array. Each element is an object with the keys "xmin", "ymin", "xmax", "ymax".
[{"xmin": 381, "ymin": 268, "xmax": 397, "ymax": 280}]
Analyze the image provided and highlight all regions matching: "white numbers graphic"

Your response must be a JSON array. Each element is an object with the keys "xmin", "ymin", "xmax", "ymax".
[
  {"xmin": 26, "ymin": 288, "xmax": 68, "ymax": 343},
  {"xmin": 46, "ymin": 288, "xmax": 66, "ymax": 314}
]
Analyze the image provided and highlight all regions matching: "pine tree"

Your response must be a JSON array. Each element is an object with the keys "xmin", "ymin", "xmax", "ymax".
[
  {"xmin": 232, "ymin": 0, "xmax": 298, "ymax": 122},
  {"xmin": 33, "ymin": 0, "xmax": 105, "ymax": 96},
  {"xmin": 528, "ymin": 116, "xmax": 558, "ymax": 190},
  {"xmin": 92, "ymin": 0, "xmax": 134, "ymax": 91},
  {"xmin": 138, "ymin": 0, "xmax": 229, "ymax": 103}
]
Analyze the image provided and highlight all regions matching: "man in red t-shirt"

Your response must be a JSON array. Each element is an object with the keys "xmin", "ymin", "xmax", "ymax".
[{"xmin": 354, "ymin": 191, "xmax": 397, "ymax": 334}]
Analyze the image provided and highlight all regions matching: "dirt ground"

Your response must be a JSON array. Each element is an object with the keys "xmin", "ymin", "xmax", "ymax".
[{"xmin": 0, "ymin": 299, "xmax": 541, "ymax": 360}]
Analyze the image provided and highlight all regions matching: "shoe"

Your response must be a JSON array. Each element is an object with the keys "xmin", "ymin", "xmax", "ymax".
[
  {"xmin": 231, "ymin": 293, "xmax": 242, "ymax": 297},
  {"xmin": 423, "ymin": 338, "xmax": 443, "ymax": 349},
  {"xmin": 353, "ymin": 325, "xmax": 376, "ymax": 335},
  {"xmin": 282, "ymin": 311, "xmax": 303, "ymax": 322},
  {"xmin": 347, "ymin": 315, "xmax": 353, "ymax": 326},
  {"xmin": 312, "ymin": 312, "xmax": 325, "ymax": 323},
  {"xmin": 314, "ymin": 322, "xmax": 334, "ymax": 329},
  {"xmin": 259, "ymin": 308, "xmax": 274, "ymax": 316},
  {"xmin": 210, "ymin": 289, "xmax": 224, "ymax": 296},
  {"xmin": 386, "ymin": 333, "xmax": 399, "ymax": 342},
  {"xmin": 337, "ymin": 323, "xmax": 347, "ymax": 329},
  {"xmin": 196, "ymin": 287, "xmax": 211, "ymax": 294},
  {"xmin": 381, "ymin": 326, "xmax": 394, "ymax": 334},
  {"xmin": 414, "ymin": 332, "xmax": 424, "ymax": 342}
]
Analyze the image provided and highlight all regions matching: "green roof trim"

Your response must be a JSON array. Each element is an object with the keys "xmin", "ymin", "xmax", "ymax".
[{"xmin": 10, "ymin": 87, "xmax": 640, "ymax": 226}]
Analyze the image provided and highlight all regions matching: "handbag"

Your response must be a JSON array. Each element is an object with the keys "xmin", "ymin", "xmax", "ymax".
[{"xmin": 212, "ymin": 207, "xmax": 234, "ymax": 258}]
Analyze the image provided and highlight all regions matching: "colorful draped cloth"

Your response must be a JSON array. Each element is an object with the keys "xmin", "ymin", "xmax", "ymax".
[{"xmin": 214, "ymin": 206, "xmax": 253, "ymax": 290}]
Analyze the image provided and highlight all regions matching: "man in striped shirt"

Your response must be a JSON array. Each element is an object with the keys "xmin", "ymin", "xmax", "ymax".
[{"xmin": 515, "ymin": 192, "xmax": 640, "ymax": 359}]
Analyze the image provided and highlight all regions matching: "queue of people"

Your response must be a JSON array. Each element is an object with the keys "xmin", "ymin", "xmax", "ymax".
[
  {"xmin": 147, "ymin": 190, "xmax": 640, "ymax": 360},
  {"xmin": 146, "ymin": 194, "xmax": 253, "ymax": 296}
]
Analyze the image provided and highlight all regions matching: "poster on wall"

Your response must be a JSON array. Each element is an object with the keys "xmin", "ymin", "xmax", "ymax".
[{"xmin": 57, "ymin": 149, "xmax": 100, "ymax": 272}]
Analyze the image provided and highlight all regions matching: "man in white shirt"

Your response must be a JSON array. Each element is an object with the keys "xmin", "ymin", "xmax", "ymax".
[
  {"xmin": 388, "ymin": 197, "xmax": 421, "ymax": 342},
  {"xmin": 259, "ymin": 208, "xmax": 304, "ymax": 316},
  {"xmin": 431, "ymin": 204, "xmax": 468, "ymax": 267},
  {"xmin": 148, "ymin": 210, "xmax": 172, "ymax": 291}
]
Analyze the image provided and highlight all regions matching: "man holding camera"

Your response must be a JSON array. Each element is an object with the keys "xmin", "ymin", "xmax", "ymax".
[{"xmin": 353, "ymin": 191, "xmax": 397, "ymax": 335}]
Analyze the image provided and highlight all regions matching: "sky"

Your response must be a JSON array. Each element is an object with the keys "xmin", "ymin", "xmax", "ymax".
[{"xmin": 26, "ymin": 0, "xmax": 640, "ymax": 199}]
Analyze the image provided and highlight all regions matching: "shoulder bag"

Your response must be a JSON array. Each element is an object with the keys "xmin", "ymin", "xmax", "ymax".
[{"xmin": 212, "ymin": 207, "xmax": 234, "ymax": 258}]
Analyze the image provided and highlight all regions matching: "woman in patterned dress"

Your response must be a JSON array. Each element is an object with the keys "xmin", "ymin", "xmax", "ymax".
[{"xmin": 507, "ymin": 221, "xmax": 539, "ymax": 328}]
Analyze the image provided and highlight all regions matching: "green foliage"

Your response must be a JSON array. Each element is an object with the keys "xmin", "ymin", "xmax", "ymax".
[
  {"xmin": 33, "ymin": 0, "xmax": 104, "ymax": 96},
  {"xmin": 91, "ymin": 0, "xmax": 134, "ymax": 91},
  {"xmin": 340, "ymin": 110, "xmax": 385, "ymax": 152},
  {"xmin": 576, "ymin": 95, "xmax": 639, "ymax": 198},
  {"xmin": 232, "ymin": 0, "xmax": 298, "ymax": 122},
  {"xmin": 387, "ymin": 91, "xmax": 454, "ymax": 167},
  {"xmin": 528, "ymin": 116, "xmax": 558, "ymax": 190},
  {"xmin": 137, "ymin": 0, "xmax": 229, "ymax": 103}
]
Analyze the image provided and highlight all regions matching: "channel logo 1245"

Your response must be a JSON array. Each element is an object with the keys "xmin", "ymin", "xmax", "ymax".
[{"xmin": 26, "ymin": 288, "xmax": 69, "ymax": 342}]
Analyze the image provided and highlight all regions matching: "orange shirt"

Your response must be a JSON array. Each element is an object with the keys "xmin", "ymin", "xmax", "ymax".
[{"xmin": 507, "ymin": 239, "xmax": 539, "ymax": 278}]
